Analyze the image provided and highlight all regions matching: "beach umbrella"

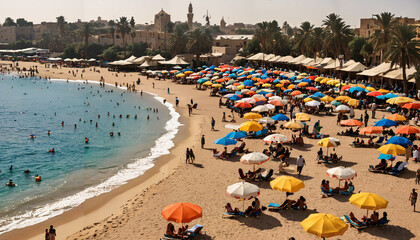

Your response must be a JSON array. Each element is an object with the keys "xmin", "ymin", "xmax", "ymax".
[
  {"xmin": 327, "ymin": 167, "xmax": 356, "ymax": 180},
  {"xmin": 321, "ymin": 95, "xmax": 334, "ymax": 103},
  {"xmin": 243, "ymin": 112, "xmax": 262, "ymax": 120},
  {"xmin": 212, "ymin": 84, "xmax": 222, "ymax": 88},
  {"xmin": 340, "ymin": 119, "xmax": 363, "ymax": 127},
  {"xmin": 268, "ymin": 100, "xmax": 283, "ymax": 107},
  {"xmin": 251, "ymin": 105, "xmax": 270, "ymax": 112},
  {"xmin": 359, "ymin": 126, "xmax": 383, "ymax": 135},
  {"xmin": 347, "ymin": 99, "xmax": 359, "ymax": 107},
  {"xmin": 297, "ymin": 82, "xmax": 308, "ymax": 87},
  {"xmin": 202, "ymin": 81, "xmax": 213, "ymax": 86},
  {"xmin": 402, "ymin": 102, "xmax": 420, "ymax": 109},
  {"xmin": 349, "ymin": 86, "xmax": 368, "ymax": 93},
  {"xmin": 270, "ymin": 176, "xmax": 305, "ymax": 193},
  {"xmin": 349, "ymin": 192, "xmax": 388, "ymax": 216},
  {"xmin": 336, "ymin": 105, "xmax": 350, "ymax": 112},
  {"xmin": 272, "ymin": 114, "xmax": 289, "ymax": 121},
  {"xmin": 264, "ymin": 104, "xmax": 275, "ymax": 110},
  {"xmin": 312, "ymin": 92, "xmax": 325, "ymax": 98},
  {"xmin": 378, "ymin": 153, "xmax": 395, "ymax": 160},
  {"xmin": 367, "ymin": 91, "xmax": 382, "ymax": 97},
  {"xmin": 239, "ymin": 121, "xmax": 263, "ymax": 132},
  {"xmin": 384, "ymin": 93, "xmax": 398, "ymax": 99},
  {"xmin": 386, "ymin": 136, "xmax": 412, "ymax": 148},
  {"xmin": 378, "ymin": 144, "xmax": 406, "ymax": 155},
  {"xmin": 295, "ymin": 113, "xmax": 311, "ymax": 122},
  {"xmin": 226, "ymin": 182, "xmax": 260, "ymax": 199},
  {"xmin": 240, "ymin": 152, "xmax": 270, "ymax": 169},
  {"xmin": 315, "ymin": 77, "xmax": 324, "ymax": 82},
  {"xmin": 366, "ymin": 87, "xmax": 376, "ymax": 92},
  {"xmin": 284, "ymin": 120, "xmax": 304, "ymax": 130},
  {"xmin": 306, "ymin": 87, "xmax": 318, "ymax": 91},
  {"xmin": 304, "ymin": 97, "xmax": 314, "ymax": 103},
  {"xmin": 243, "ymin": 79, "xmax": 254, "ymax": 87},
  {"xmin": 263, "ymin": 134, "xmax": 289, "ymax": 143},
  {"xmin": 291, "ymin": 90, "xmax": 302, "ymax": 96},
  {"xmin": 386, "ymin": 113, "xmax": 406, "ymax": 121},
  {"xmin": 234, "ymin": 102, "xmax": 252, "ymax": 108},
  {"xmin": 225, "ymin": 131, "xmax": 247, "ymax": 139},
  {"xmin": 301, "ymin": 213, "xmax": 348, "ymax": 239},
  {"xmin": 258, "ymin": 117, "xmax": 275, "ymax": 124},
  {"xmin": 318, "ymin": 137, "xmax": 340, "ymax": 155},
  {"xmin": 214, "ymin": 137, "xmax": 237, "ymax": 146},
  {"xmin": 331, "ymin": 100, "xmax": 340, "ymax": 106},
  {"xmin": 161, "ymin": 203, "xmax": 202, "ymax": 224},
  {"xmin": 305, "ymin": 100, "xmax": 321, "ymax": 107},
  {"xmin": 228, "ymin": 95, "xmax": 241, "ymax": 101},
  {"xmin": 335, "ymin": 96, "xmax": 351, "ymax": 102},
  {"xmin": 374, "ymin": 119, "xmax": 397, "ymax": 127},
  {"xmin": 386, "ymin": 97, "xmax": 414, "ymax": 105},
  {"xmin": 378, "ymin": 88, "xmax": 390, "ymax": 93},
  {"xmin": 395, "ymin": 125, "xmax": 420, "ymax": 135}
]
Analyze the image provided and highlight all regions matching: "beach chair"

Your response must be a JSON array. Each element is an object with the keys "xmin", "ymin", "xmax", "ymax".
[
  {"xmin": 341, "ymin": 215, "xmax": 366, "ymax": 229},
  {"xmin": 339, "ymin": 185, "xmax": 355, "ymax": 196},
  {"xmin": 389, "ymin": 161, "xmax": 408, "ymax": 176},
  {"xmin": 321, "ymin": 187, "xmax": 336, "ymax": 196},
  {"xmin": 184, "ymin": 224, "xmax": 203, "ymax": 238},
  {"xmin": 258, "ymin": 169, "xmax": 274, "ymax": 181},
  {"xmin": 268, "ymin": 203, "xmax": 285, "ymax": 211},
  {"xmin": 222, "ymin": 211, "xmax": 245, "ymax": 218},
  {"xmin": 238, "ymin": 168, "xmax": 247, "ymax": 180}
]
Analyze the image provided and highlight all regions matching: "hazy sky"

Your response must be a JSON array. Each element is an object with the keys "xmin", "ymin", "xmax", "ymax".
[{"xmin": 2, "ymin": 0, "xmax": 419, "ymax": 28}]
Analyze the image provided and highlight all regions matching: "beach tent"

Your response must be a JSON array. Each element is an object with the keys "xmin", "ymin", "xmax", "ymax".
[
  {"xmin": 152, "ymin": 54, "xmax": 166, "ymax": 61},
  {"xmin": 381, "ymin": 66, "xmax": 416, "ymax": 81},
  {"xmin": 340, "ymin": 62, "xmax": 366, "ymax": 72},
  {"xmin": 124, "ymin": 55, "xmax": 137, "ymax": 63},
  {"xmin": 323, "ymin": 59, "xmax": 341, "ymax": 70},
  {"xmin": 342, "ymin": 60, "xmax": 356, "ymax": 68},
  {"xmin": 300, "ymin": 58, "xmax": 314, "ymax": 66},
  {"xmin": 139, "ymin": 60, "xmax": 157, "ymax": 68},
  {"xmin": 159, "ymin": 56, "xmax": 190, "ymax": 66},
  {"xmin": 277, "ymin": 56, "xmax": 294, "ymax": 63},
  {"xmin": 247, "ymin": 53, "xmax": 274, "ymax": 61},
  {"xmin": 289, "ymin": 55, "xmax": 306, "ymax": 65},
  {"xmin": 132, "ymin": 56, "xmax": 149, "ymax": 65},
  {"xmin": 268, "ymin": 55, "xmax": 282, "ymax": 62},
  {"xmin": 357, "ymin": 62, "xmax": 392, "ymax": 77},
  {"xmin": 109, "ymin": 60, "xmax": 133, "ymax": 66}
]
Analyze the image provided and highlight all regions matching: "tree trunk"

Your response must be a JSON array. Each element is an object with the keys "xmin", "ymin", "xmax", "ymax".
[
  {"xmin": 123, "ymin": 36, "xmax": 126, "ymax": 58},
  {"xmin": 403, "ymin": 64, "xmax": 408, "ymax": 96},
  {"xmin": 84, "ymin": 36, "xmax": 88, "ymax": 59}
]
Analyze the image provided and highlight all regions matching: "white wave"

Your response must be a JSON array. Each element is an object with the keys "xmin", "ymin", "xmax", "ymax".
[{"xmin": 0, "ymin": 78, "xmax": 182, "ymax": 234}]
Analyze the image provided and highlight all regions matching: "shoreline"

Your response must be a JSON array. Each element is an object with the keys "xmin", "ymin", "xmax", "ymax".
[{"xmin": 0, "ymin": 65, "xmax": 194, "ymax": 240}]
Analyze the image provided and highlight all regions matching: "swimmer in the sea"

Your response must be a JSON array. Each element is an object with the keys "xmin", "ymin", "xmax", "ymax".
[
  {"xmin": 85, "ymin": 137, "xmax": 89, "ymax": 143},
  {"xmin": 24, "ymin": 170, "xmax": 31, "ymax": 174},
  {"xmin": 48, "ymin": 130, "xmax": 51, "ymax": 135},
  {"xmin": 48, "ymin": 148, "xmax": 55, "ymax": 153},
  {"xmin": 6, "ymin": 179, "xmax": 16, "ymax": 187}
]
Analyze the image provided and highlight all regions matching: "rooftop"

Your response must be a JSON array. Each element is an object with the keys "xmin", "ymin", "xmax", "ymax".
[{"xmin": 215, "ymin": 35, "xmax": 253, "ymax": 40}]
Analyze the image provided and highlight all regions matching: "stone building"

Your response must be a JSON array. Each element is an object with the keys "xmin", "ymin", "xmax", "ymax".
[
  {"xmin": 154, "ymin": 9, "xmax": 171, "ymax": 33},
  {"xmin": 0, "ymin": 26, "xmax": 33, "ymax": 43},
  {"xmin": 187, "ymin": 3, "xmax": 194, "ymax": 31},
  {"xmin": 358, "ymin": 17, "xmax": 416, "ymax": 38}
]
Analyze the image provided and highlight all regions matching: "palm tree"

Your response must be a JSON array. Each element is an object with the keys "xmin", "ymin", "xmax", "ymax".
[
  {"xmin": 81, "ymin": 23, "xmax": 92, "ymax": 59},
  {"xmin": 116, "ymin": 17, "xmax": 131, "ymax": 58},
  {"xmin": 323, "ymin": 13, "xmax": 353, "ymax": 60},
  {"xmin": 56, "ymin": 16, "xmax": 66, "ymax": 38},
  {"xmin": 372, "ymin": 12, "xmax": 396, "ymax": 63},
  {"xmin": 129, "ymin": 17, "xmax": 136, "ymax": 44},
  {"xmin": 385, "ymin": 24, "xmax": 420, "ymax": 95},
  {"xmin": 294, "ymin": 21, "xmax": 313, "ymax": 56},
  {"xmin": 310, "ymin": 27, "xmax": 324, "ymax": 60},
  {"xmin": 169, "ymin": 27, "xmax": 187, "ymax": 56},
  {"xmin": 187, "ymin": 29, "xmax": 212, "ymax": 67},
  {"xmin": 108, "ymin": 20, "xmax": 116, "ymax": 45}
]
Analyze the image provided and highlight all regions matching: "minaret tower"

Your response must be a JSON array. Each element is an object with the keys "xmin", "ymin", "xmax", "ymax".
[{"xmin": 187, "ymin": 3, "xmax": 193, "ymax": 30}]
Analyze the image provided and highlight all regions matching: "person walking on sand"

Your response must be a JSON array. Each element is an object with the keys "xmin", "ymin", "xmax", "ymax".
[
  {"xmin": 175, "ymin": 97, "xmax": 179, "ymax": 107},
  {"xmin": 189, "ymin": 149, "xmax": 195, "ymax": 163},
  {"xmin": 409, "ymin": 189, "xmax": 417, "ymax": 212},
  {"xmin": 201, "ymin": 135, "xmax": 205, "ymax": 148},
  {"xmin": 167, "ymin": 87, "xmax": 170, "ymax": 94},
  {"xmin": 211, "ymin": 117, "xmax": 215, "ymax": 131},
  {"xmin": 186, "ymin": 148, "xmax": 190, "ymax": 163},
  {"xmin": 364, "ymin": 110, "xmax": 369, "ymax": 127},
  {"xmin": 296, "ymin": 155, "xmax": 305, "ymax": 178}
]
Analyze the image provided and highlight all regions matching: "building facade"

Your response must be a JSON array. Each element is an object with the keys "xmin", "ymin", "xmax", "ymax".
[
  {"xmin": 0, "ymin": 26, "xmax": 33, "ymax": 43},
  {"xmin": 214, "ymin": 35, "xmax": 253, "ymax": 52},
  {"xmin": 154, "ymin": 9, "xmax": 171, "ymax": 33},
  {"xmin": 358, "ymin": 17, "xmax": 416, "ymax": 38}
]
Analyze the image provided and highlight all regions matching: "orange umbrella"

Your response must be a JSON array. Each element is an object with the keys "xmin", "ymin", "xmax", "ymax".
[
  {"xmin": 386, "ymin": 113, "xmax": 406, "ymax": 121},
  {"xmin": 402, "ymin": 102, "xmax": 420, "ymax": 109},
  {"xmin": 246, "ymin": 91, "xmax": 256, "ymax": 96},
  {"xmin": 340, "ymin": 119, "xmax": 363, "ymax": 126},
  {"xmin": 396, "ymin": 125, "xmax": 420, "ymax": 135},
  {"xmin": 359, "ymin": 126, "xmax": 383, "ymax": 135},
  {"xmin": 269, "ymin": 100, "xmax": 284, "ymax": 107},
  {"xmin": 291, "ymin": 90, "xmax": 302, "ymax": 96},
  {"xmin": 234, "ymin": 102, "xmax": 253, "ymax": 108},
  {"xmin": 161, "ymin": 202, "xmax": 202, "ymax": 223}
]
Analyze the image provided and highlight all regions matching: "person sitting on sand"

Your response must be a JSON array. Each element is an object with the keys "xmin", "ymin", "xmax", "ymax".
[
  {"xmin": 378, "ymin": 212, "xmax": 388, "ymax": 224},
  {"xmin": 349, "ymin": 212, "xmax": 364, "ymax": 225},
  {"xmin": 372, "ymin": 159, "xmax": 388, "ymax": 171},
  {"xmin": 291, "ymin": 196, "xmax": 307, "ymax": 210},
  {"xmin": 245, "ymin": 197, "xmax": 261, "ymax": 217},
  {"xmin": 278, "ymin": 198, "xmax": 296, "ymax": 210},
  {"xmin": 221, "ymin": 147, "xmax": 228, "ymax": 158},
  {"xmin": 166, "ymin": 223, "xmax": 178, "ymax": 238},
  {"xmin": 367, "ymin": 211, "xmax": 379, "ymax": 225},
  {"xmin": 340, "ymin": 181, "xmax": 350, "ymax": 191},
  {"xmin": 225, "ymin": 203, "xmax": 240, "ymax": 214}
]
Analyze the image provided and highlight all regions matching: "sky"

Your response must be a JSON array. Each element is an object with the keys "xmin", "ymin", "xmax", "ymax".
[{"xmin": 1, "ymin": 0, "xmax": 419, "ymax": 28}]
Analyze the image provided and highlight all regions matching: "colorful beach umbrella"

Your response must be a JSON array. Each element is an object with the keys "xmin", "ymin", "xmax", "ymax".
[
  {"xmin": 359, "ymin": 126, "xmax": 383, "ymax": 135},
  {"xmin": 402, "ymin": 102, "xmax": 420, "ymax": 109},
  {"xmin": 340, "ymin": 119, "xmax": 363, "ymax": 127},
  {"xmin": 327, "ymin": 167, "xmax": 356, "ymax": 180},
  {"xmin": 240, "ymin": 152, "xmax": 270, "ymax": 166},
  {"xmin": 225, "ymin": 131, "xmax": 247, "ymax": 139},
  {"xmin": 386, "ymin": 114, "xmax": 406, "ymax": 121},
  {"xmin": 374, "ymin": 119, "xmax": 397, "ymax": 127},
  {"xmin": 349, "ymin": 192, "xmax": 388, "ymax": 214},
  {"xmin": 234, "ymin": 102, "xmax": 252, "ymax": 108},
  {"xmin": 270, "ymin": 176, "xmax": 305, "ymax": 193},
  {"xmin": 378, "ymin": 144, "xmax": 406, "ymax": 155},
  {"xmin": 263, "ymin": 134, "xmax": 289, "ymax": 143},
  {"xmin": 336, "ymin": 105, "xmax": 350, "ymax": 112},
  {"xmin": 213, "ymin": 137, "xmax": 237, "ymax": 146},
  {"xmin": 395, "ymin": 125, "xmax": 420, "ymax": 135},
  {"xmin": 295, "ymin": 113, "xmax": 311, "ymax": 121},
  {"xmin": 243, "ymin": 112, "xmax": 262, "ymax": 120},
  {"xmin": 386, "ymin": 97, "xmax": 414, "ymax": 105},
  {"xmin": 301, "ymin": 213, "xmax": 348, "ymax": 239},
  {"xmin": 386, "ymin": 136, "xmax": 412, "ymax": 148},
  {"xmin": 161, "ymin": 203, "xmax": 202, "ymax": 224},
  {"xmin": 239, "ymin": 121, "xmax": 263, "ymax": 132},
  {"xmin": 284, "ymin": 120, "xmax": 304, "ymax": 129},
  {"xmin": 272, "ymin": 114, "xmax": 289, "ymax": 121}
]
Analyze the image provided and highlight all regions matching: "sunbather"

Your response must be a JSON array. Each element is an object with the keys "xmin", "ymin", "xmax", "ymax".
[
  {"xmin": 166, "ymin": 223, "xmax": 178, "ymax": 238},
  {"xmin": 225, "ymin": 203, "xmax": 240, "ymax": 214},
  {"xmin": 349, "ymin": 212, "xmax": 364, "ymax": 225},
  {"xmin": 378, "ymin": 212, "xmax": 388, "ymax": 224},
  {"xmin": 244, "ymin": 197, "xmax": 261, "ymax": 217},
  {"xmin": 291, "ymin": 196, "xmax": 307, "ymax": 210},
  {"xmin": 371, "ymin": 159, "xmax": 388, "ymax": 171}
]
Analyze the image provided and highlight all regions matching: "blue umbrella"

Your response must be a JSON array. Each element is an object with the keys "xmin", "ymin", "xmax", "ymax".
[
  {"xmin": 291, "ymin": 76, "xmax": 297, "ymax": 80},
  {"xmin": 302, "ymin": 78, "xmax": 311, "ymax": 83},
  {"xmin": 229, "ymin": 95, "xmax": 241, "ymax": 101},
  {"xmin": 385, "ymin": 93, "xmax": 398, "ymax": 99},
  {"xmin": 331, "ymin": 100, "xmax": 340, "ymax": 106},
  {"xmin": 197, "ymin": 78, "xmax": 207, "ymax": 84},
  {"xmin": 225, "ymin": 131, "xmax": 247, "ymax": 139},
  {"xmin": 243, "ymin": 80, "xmax": 254, "ymax": 87},
  {"xmin": 273, "ymin": 79, "xmax": 280, "ymax": 84},
  {"xmin": 272, "ymin": 114, "xmax": 289, "ymax": 121},
  {"xmin": 284, "ymin": 89, "xmax": 292, "ymax": 93},
  {"xmin": 312, "ymin": 92, "xmax": 325, "ymax": 98},
  {"xmin": 374, "ymin": 119, "xmax": 397, "ymax": 127},
  {"xmin": 349, "ymin": 86, "xmax": 368, "ymax": 93},
  {"xmin": 376, "ymin": 95, "xmax": 387, "ymax": 100},
  {"xmin": 213, "ymin": 137, "xmax": 237, "ymax": 146},
  {"xmin": 378, "ymin": 153, "xmax": 395, "ymax": 160},
  {"xmin": 386, "ymin": 136, "xmax": 412, "ymax": 148}
]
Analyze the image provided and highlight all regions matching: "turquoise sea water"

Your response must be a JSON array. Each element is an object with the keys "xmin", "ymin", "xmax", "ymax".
[{"xmin": 0, "ymin": 75, "xmax": 178, "ymax": 233}]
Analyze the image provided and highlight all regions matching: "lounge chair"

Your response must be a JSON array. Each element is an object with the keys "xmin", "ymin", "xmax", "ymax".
[
  {"xmin": 389, "ymin": 161, "xmax": 408, "ymax": 176},
  {"xmin": 222, "ymin": 211, "xmax": 245, "ymax": 218},
  {"xmin": 341, "ymin": 215, "xmax": 366, "ymax": 229},
  {"xmin": 339, "ymin": 185, "xmax": 355, "ymax": 196},
  {"xmin": 238, "ymin": 168, "xmax": 247, "ymax": 180},
  {"xmin": 258, "ymin": 169, "xmax": 274, "ymax": 181},
  {"xmin": 185, "ymin": 224, "xmax": 203, "ymax": 238},
  {"xmin": 268, "ymin": 202, "xmax": 286, "ymax": 211}
]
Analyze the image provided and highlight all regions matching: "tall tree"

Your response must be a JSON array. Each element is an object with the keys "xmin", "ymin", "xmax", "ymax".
[
  {"xmin": 255, "ymin": 21, "xmax": 280, "ymax": 53},
  {"xmin": 81, "ymin": 23, "xmax": 92, "ymax": 59},
  {"xmin": 187, "ymin": 29, "xmax": 212, "ymax": 67},
  {"xmin": 310, "ymin": 27, "xmax": 324, "ymax": 60},
  {"xmin": 16, "ymin": 18, "xmax": 32, "ymax": 27},
  {"xmin": 168, "ymin": 26, "xmax": 187, "ymax": 56},
  {"xmin": 349, "ymin": 37, "xmax": 369, "ymax": 63},
  {"xmin": 108, "ymin": 20, "xmax": 116, "ymax": 45},
  {"xmin": 3, "ymin": 17, "xmax": 17, "ymax": 26},
  {"xmin": 56, "ymin": 16, "xmax": 66, "ymax": 38},
  {"xmin": 372, "ymin": 12, "xmax": 396, "ymax": 63},
  {"xmin": 129, "ymin": 17, "xmax": 136, "ymax": 44},
  {"xmin": 294, "ymin": 21, "xmax": 313, "ymax": 56},
  {"xmin": 323, "ymin": 13, "xmax": 353, "ymax": 59},
  {"xmin": 116, "ymin": 17, "xmax": 131, "ymax": 58},
  {"xmin": 385, "ymin": 24, "xmax": 420, "ymax": 95}
]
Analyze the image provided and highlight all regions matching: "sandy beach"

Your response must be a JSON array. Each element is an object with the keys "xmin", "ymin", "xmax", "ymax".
[{"xmin": 1, "ymin": 61, "xmax": 419, "ymax": 240}]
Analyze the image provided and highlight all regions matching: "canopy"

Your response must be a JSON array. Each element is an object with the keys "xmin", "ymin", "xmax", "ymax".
[
  {"xmin": 239, "ymin": 121, "xmax": 263, "ymax": 132},
  {"xmin": 327, "ymin": 167, "xmax": 356, "ymax": 180},
  {"xmin": 349, "ymin": 192, "xmax": 388, "ymax": 210},
  {"xmin": 213, "ymin": 137, "xmax": 237, "ymax": 146},
  {"xmin": 151, "ymin": 54, "xmax": 166, "ymax": 61},
  {"xmin": 357, "ymin": 62, "xmax": 392, "ymax": 77},
  {"xmin": 161, "ymin": 202, "xmax": 202, "ymax": 223},
  {"xmin": 381, "ymin": 66, "xmax": 416, "ymax": 80},
  {"xmin": 378, "ymin": 144, "xmax": 406, "ymax": 155},
  {"xmin": 263, "ymin": 134, "xmax": 289, "ymax": 143},
  {"xmin": 301, "ymin": 213, "xmax": 348, "ymax": 238},
  {"xmin": 395, "ymin": 125, "xmax": 420, "ymax": 135},
  {"xmin": 240, "ymin": 152, "xmax": 270, "ymax": 165},
  {"xmin": 159, "ymin": 56, "xmax": 190, "ymax": 66},
  {"xmin": 340, "ymin": 62, "xmax": 366, "ymax": 72},
  {"xmin": 270, "ymin": 176, "xmax": 305, "ymax": 193}
]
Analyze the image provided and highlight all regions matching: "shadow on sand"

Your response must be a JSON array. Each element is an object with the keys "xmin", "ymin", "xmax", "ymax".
[
  {"xmin": 230, "ymin": 213, "xmax": 282, "ymax": 230},
  {"xmin": 360, "ymin": 224, "xmax": 415, "ymax": 239}
]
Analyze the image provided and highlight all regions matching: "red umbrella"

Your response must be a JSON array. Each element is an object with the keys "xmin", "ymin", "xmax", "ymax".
[
  {"xmin": 308, "ymin": 76, "xmax": 317, "ymax": 80},
  {"xmin": 367, "ymin": 91, "xmax": 382, "ymax": 97},
  {"xmin": 234, "ymin": 102, "xmax": 253, "ymax": 108},
  {"xmin": 341, "ymin": 85, "xmax": 352, "ymax": 91},
  {"xmin": 340, "ymin": 119, "xmax": 363, "ymax": 126},
  {"xmin": 402, "ymin": 103, "xmax": 420, "ymax": 109},
  {"xmin": 359, "ymin": 126, "xmax": 383, "ymax": 135},
  {"xmin": 269, "ymin": 100, "xmax": 284, "ymax": 107},
  {"xmin": 395, "ymin": 125, "xmax": 420, "ymax": 134},
  {"xmin": 306, "ymin": 87, "xmax": 318, "ymax": 91}
]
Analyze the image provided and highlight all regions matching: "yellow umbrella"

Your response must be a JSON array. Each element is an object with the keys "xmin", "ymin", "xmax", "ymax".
[
  {"xmin": 262, "ymin": 83, "xmax": 271, "ymax": 88},
  {"xmin": 366, "ymin": 87, "xmax": 376, "ymax": 92},
  {"xmin": 243, "ymin": 112, "xmax": 262, "ymax": 120},
  {"xmin": 295, "ymin": 113, "xmax": 310, "ymax": 122},
  {"xmin": 320, "ymin": 78, "xmax": 330, "ymax": 84},
  {"xmin": 202, "ymin": 81, "xmax": 212, "ymax": 86},
  {"xmin": 176, "ymin": 73, "xmax": 186, "ymax": 78},
  {"xmin": 239, "ymin": 121, "xmax": 263, "ymax": 132},
  {"xmin": 378, "ymin": 88, "xmax": 390, "ymax": 94},
  {"xmin": 349, "ymin": 192, "xmax": 388, "ymax": 216},
  {"xmin": 284, "ymin": 120, "xmax": 304, "ymax": 129},
  {"xmin": 280, "ymin": 80, "xmax": 290, "ymax": 84},
  {"xmin": 327, "ymin": 79, "xmax": 340, "ymax": 85},
  {"xmin": 386, "ymin": 113, "xmax": 406, "ymax": 121},
  {"xmin": 237, "ymin": 85, "xmax": 245, "ymax": 90},
  {"xmin": 321, "ymin": 95, "xmax": 334, "ymax": 103},
  {"xmin": 184, "ymin": 71, "xmax": 193, "ymax": 75},
  {"xmin": 315, "ymin": 77, "xmax": 324, "ymax": 82},
  {"xmin": 386, "ymin": 97, "xmax": 414, "ymax": 105},
  {"xmin": 297, "ymin": 82, "xmax": 308, "ymax": 87},
  {"xmin": 287, "ymin": 84, "xmax": 295, "ymax": 89},
  {"xmin": 317, "ymin": 137, "xmax": 340, "ymax": 148},
  {"xmin": 335, "ymin": 96, "xmax": 351, "ymax": 101},
  {"xmin": 378, "ymin": 144, "xmax": 406, "ymax": 155},
  {"xmin": 303, "ymin": 97, "xmax": 314, "ymax": 103},
  {"xmin": 275, "ymin": 83, "xmax": 283, "ymax": 88},
  {"xmin": 347, "ymin": 99, "xmax": 359, "ymax": 107},
  {"xmin": 301, "ymin": 213, "xmax": 348, "ymax": 239},
  {"xmin": 270, "ymin": 176, "xmax": 305, "ymax": 193},
  {"xmin": 212, "ymin": 84, "xmax": 222, "ymax": 88}
]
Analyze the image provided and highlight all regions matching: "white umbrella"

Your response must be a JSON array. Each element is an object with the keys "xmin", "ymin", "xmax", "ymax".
[
  {"xmin": 259, "ymin": 117, "xmax": 275, "ymax": 124},
  {"xmin": 225, "ymin": 124, "xmax": 241, "ymax": 130},
  {"xmin": 263, "ymin": 134, "xmax": 289, "ymax": 143},
  {"xmin": 241, "ymin": 89, "xmax": 250, "ymax": 94},
  {"xmin": 305, "ymin": 100, "xmax": 321, "ymax": 107},
  {"xmin": 264, "ymin": 104, "xmax": 275, "ymax": 110},
  {"xmin": 327, "ymin": 167, "xmax": 356, "ymax": 180},
  {"xmin": 240, "ymin": 152, "xmax": 270, "ymax": 170},
  {"xmin": 252, "ymin": 105, "xmax": 270, "ymax": 112},
  {"xmin": 226, "ymin": 85, "xmax": 237, "ymax": 90},
  {"xmin": 336, "ymin": 105, "xmax": 350, "ymax": 112},
  {"xmin": 269, "ymin": 96, "xmax": 282, "ymax": 101},
  {"xmin": 251, "ymin": 94, "xmax": 265, "ymax": 99},
  {"xmin": 240, "ymin": 98, "xmax": 256, "ymax": 104},
  {"xmin": 224, "ymin": 94, "xmax": 235, "ymax": 98},
  {"xmin": 226, "ymin": 182, "xmax": 260, "ymax": 199}
]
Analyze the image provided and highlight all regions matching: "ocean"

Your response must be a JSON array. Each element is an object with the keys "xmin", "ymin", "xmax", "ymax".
[{"xmin": 0, "ymin": 75, "xmax": 180, "ymax": 234}]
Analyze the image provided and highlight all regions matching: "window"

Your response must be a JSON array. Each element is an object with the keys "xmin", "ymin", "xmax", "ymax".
[{"xmin": 367, "ymin": 23, "xmax": 369, "ymax": 29}]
